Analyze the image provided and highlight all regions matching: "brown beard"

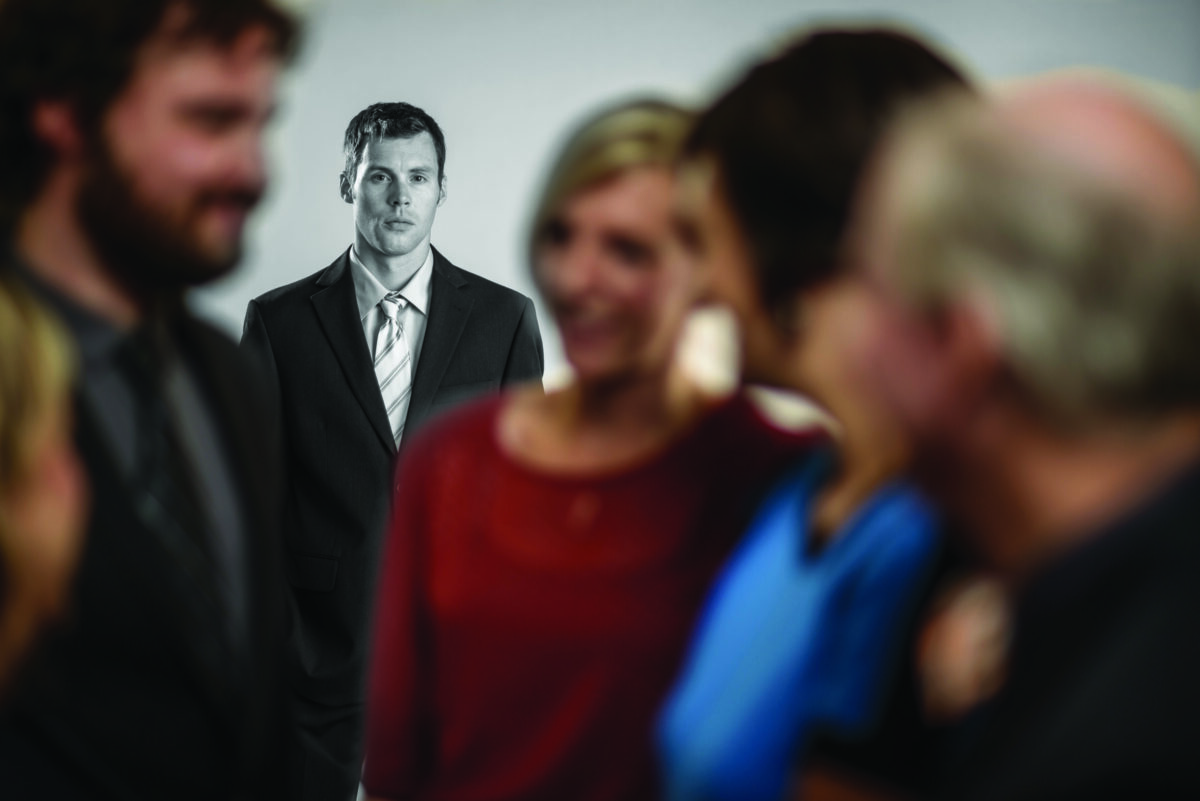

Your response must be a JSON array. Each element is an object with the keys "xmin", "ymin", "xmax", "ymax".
[{"xmin": 75, "ymin": 135, "xmax": 262, "ymax": 302}]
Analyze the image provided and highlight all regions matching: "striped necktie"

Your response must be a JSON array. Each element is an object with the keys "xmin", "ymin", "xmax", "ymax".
[{"xmin": 375, "ymin": 291, "xmax": 413, "ymax": 447}]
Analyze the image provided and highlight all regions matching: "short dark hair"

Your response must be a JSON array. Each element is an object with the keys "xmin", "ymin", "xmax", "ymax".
[
  {"xmin": 342, "ymin": 102, "xmax": 447, "ymax": 185},
  {"xmin": 688, "ymin": 28, "xmax": 972, "ymax": 315},
  {"xmin": 0, "ymin": 0, "xmax": 299, "ymax": 231}
]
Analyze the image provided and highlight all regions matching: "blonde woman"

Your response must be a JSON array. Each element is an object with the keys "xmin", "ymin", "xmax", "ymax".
[
  {"xmin": 362, "ymin": 100, "xmax": 820, "ymax": 801},
  {"xmin": 0, "ymin": 273, "xmax": 86, "ymax": 695}
]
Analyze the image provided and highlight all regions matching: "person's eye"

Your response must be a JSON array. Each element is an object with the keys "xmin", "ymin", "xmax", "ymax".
[
  {"xmin": 411, "ymin": 174, "xmax": 427, "ymax": 184},
  {"xmin": 371, "ymin": 173, "xmax": 389, "ymax": 183},
  {"xmin": 611, "ymin": 238, "xmax": 653, "ymax": 268},
  {"xmin": 541, "ymin": 219, "xmax": 569, "ymax": 248}
]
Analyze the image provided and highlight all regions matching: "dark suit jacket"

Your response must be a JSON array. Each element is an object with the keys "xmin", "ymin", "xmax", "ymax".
[
  {"xmin": 241, "ymin": 246, "xmax": 543, "ymax": 800},
  {"xmin": 0, "ymin": 312, "xmax": 291, "ymax": 801},
  {"xmin": 937, "ymin": 458, "xmax": 1200, "ymax": 801}
]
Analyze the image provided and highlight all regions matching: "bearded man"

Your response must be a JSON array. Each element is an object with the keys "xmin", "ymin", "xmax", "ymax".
[{"xmin": 0, "ymin": 2, "xmax": 300, "ymax": 800}]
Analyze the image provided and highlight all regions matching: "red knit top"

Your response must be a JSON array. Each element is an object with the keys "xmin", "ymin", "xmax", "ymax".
[{"xmin": 363, "ymin": 392, "xmax": 821, "ymax": 801}]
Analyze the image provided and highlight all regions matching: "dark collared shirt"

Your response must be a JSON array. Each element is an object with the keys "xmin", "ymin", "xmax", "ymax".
[{"xmin": 15, "ymin": 262, "xmax": 250, "ymax": 654}]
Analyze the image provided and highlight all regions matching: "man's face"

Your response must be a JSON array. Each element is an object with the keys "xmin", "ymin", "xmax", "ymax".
[
  {"xmin": 78, "ymin": 24, "xmax": 281, "ymax": 292},
  {"xmin": 842, "ymin": 149, "xmax": 976, "ymax": 456},
  {"xmin": 343, "ymin": 133, "xmax": 446, "ymax": 262}
]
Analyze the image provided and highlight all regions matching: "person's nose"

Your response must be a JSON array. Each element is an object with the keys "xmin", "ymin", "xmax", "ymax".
[
  {"xmin": 226, "ymin": 128, "xmax": 268, "ymax": 195},
  {"xmin": 390, "ymin": 179, "xmax": 411, "ymax": 208},
  {"xmin": 218, "ymin": 148, "xmax": 262, "ymax": 200},
  {"xmin": 690, "ymin": 259, "xmax": 715, "ymax": 307},
  {"xmin": 547, "ymin": 243, "xmax": 604, "ymax": 301}
]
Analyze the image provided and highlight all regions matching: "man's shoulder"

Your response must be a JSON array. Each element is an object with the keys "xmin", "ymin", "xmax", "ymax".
[
  {"xmin": 250, "ymin": 250, "xmax": 349, "ymax": 310},
  {"xmin": 182, "ymin": 309, "xmax": 239, "ymax": 350},
  {"xmin": 182, "ymin": 311, "xmax": 266, "ymax": 380},
  {"xmin": 435, "ymin": 250, "xmax": 532, "ymax": 312}
]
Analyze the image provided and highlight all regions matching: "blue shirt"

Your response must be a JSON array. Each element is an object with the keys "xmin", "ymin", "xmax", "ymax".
[{"xmin": 657, "ymin": 450, "xmax": 938, "ymax": 801}]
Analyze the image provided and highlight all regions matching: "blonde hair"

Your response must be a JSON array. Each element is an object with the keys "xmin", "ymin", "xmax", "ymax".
[
  {"xmin": 0, "ymin": 273, "xmax": 76, "ymax": 588},
  {"xmin": 528, "ymin": 99, "xmax": 693, "ymax": 272},
  {"xmin": 881, "ymin": 93, "xmax": 1200, "ymax": 427}
]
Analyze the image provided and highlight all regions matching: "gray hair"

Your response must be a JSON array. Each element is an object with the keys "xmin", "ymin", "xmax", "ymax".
[{"xmin": 882, "ymin": 94, "xmax": 1200, "ymax": 427}]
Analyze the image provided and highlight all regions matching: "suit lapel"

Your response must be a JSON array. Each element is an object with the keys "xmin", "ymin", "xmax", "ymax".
[
  {"xmin": 178, "ymin": 316, "xmax": 261, "ymax": 533},
  {"xmin": 176, "ymin": 314, "xmax": 272, "ymax": 629},
  {"xmin": 406, "ymin": 249, "xmax": 474, "ymax": 431},
  {"xmin": 175, "ymin": 315, "xmax": 289, "ymax": 764},
  {"xmin": 310, "ymin": 251, "xmax": 396, "ymax": 455},
  {"xmin": 74, "ymin": 396, "xmax": 241, "ymax": 730}
]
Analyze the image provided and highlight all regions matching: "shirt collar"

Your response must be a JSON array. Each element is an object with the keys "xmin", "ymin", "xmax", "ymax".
[
  {"xmin": 9, "ymin": 255, "xmax": 126, "ymax": 369},
  {"xmin": 349, "ymin": 245, "xmax": 434, "ymax": 321}
]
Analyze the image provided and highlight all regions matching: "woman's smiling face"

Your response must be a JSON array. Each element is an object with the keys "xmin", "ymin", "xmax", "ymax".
[{"xmin": 536, "ymin": 166, "xmax": 694, "ymax": 385}]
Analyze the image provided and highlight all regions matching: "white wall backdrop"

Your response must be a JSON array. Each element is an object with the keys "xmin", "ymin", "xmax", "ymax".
[{"xmin": 191, "ymin": 0, "xmax": 1200, "ymax": 376}]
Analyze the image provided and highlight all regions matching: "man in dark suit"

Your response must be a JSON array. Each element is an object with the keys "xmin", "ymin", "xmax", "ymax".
[
  {"xmin": 0, "ymin": 1, "xmax": 298, "ymax": 800},
  {"xmin": 242, "ymin": 102, "xmax": 543, "ymax": 801}
]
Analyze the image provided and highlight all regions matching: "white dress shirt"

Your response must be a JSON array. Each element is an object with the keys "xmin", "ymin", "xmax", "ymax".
[{"xmin": 348, "ymin": 246, "xmax": 434, "ymax": 370}]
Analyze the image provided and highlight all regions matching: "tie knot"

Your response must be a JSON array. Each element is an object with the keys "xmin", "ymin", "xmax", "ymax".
[{"xmin": 380, "ymin": 291, "xmax": 407, "ymax": 322}]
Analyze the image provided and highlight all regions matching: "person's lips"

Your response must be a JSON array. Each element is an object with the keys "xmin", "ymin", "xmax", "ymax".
[
  {"xmin": 197, "ymin": 189, "xmax": 260, "ymax": 235},
  {"xmin": 201, "ymin": 187, "xmax": 262, "ymax": 214},
  {"xmin": 201, "ymin": 199, "xmax": 256, "ymax": 240},
  {"xmin": 558, "ymin": 313, "xmax": 618, "ymax": 350}
]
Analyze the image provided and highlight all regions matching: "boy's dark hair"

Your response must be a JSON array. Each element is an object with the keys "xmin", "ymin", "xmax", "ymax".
[
  {"xmin": 688, "ymin": 28, "xmax": 972, "ymax": 315},
  {"xmin": 0, "ymin": 0, "xmax": 299, "ymax": 230},
  {"xmin": 342, "ymin": 102, "xmax": 447, "ymax": 185}
]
